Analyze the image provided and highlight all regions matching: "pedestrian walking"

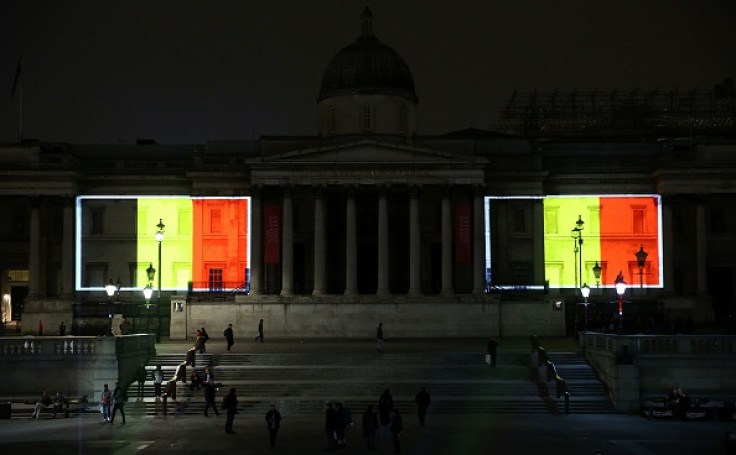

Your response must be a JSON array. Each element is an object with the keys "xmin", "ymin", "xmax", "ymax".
[
  {"xmin": 59, "ymin": 321, "xmax": 66, "ymax": 336},
  {"xmin": 100, "ymin": 384, "xmax": 112, "ymax": 422},
  {"xmin": 487, "ymin": 337, "xmax": 498, "ymax": 367},
  {"xmin": 222, "ymin": 388, "xmax": 238, "ymax": 434},
  {"xmin": 195, "ymin": 328, "xmax": 205, "ymax": 353},
  {"xmin": 415, "ymin": 386, "xmax": 431, "ymax": 427},
  {"xmin": 203, "ymin": 379, "xmax": 219, "ymax": 417},
  {"xmin": 38, "ymin": 319, "xmax": 44, "ymax": 336},
  {"xmin": 224, "ymin": 323, "xmax": 234, "ymax": 351},
  {"xmin": 254, "ymin": 319, "xmax": 264, "ymax": 342},
  {"xmin": 378, "ymin": 389, "xmax": 393, "ymax": 442},
  {"xmin": 724, "ymin": 430, "xmax": 736, "ymax": 455},
  {"xmin": 376, "ymin": 322, "xmax": 384, "ymax": 352},
  {"xmin": 265, "ymin": 404, "xmax": 282, "ymax": 448},
  {"xmin": 390, "ymin": 408, "xmax": 403, "ymax": 453},
  {"xmin": 362, "ymin": 405, "xmax": 379, "ymax": 450},
  {"xmin": 110, "ymin": 381, "xmax": 126, "ymax": 424},
  {"xmin": 324, "ymin": 401, "xmax": 339, "ymax": 450},
  {"xmin": 134, "ymin": 362, "xmax": 147, "ymax": 398},
  {"xmin": 200, "ymin": 327, "xmax": 209, "ymax": 353},
  {"xmin": 153, "ymin": 365, "xmax": 163, "ymax": 398}
]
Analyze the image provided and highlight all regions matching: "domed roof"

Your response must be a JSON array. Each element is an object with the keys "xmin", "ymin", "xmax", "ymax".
[{"xmin": 317, "ymin": 8, "xmax": 418, "ymax": 103}]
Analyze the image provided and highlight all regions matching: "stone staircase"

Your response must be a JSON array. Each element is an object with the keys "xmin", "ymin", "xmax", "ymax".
[
  {"xmin": 123, "ymin": 345, "xmax": 615, "ymax": 417},
  {"xmin": 544, "ymin": 351, "xmax": 617, "ymax": 414}
]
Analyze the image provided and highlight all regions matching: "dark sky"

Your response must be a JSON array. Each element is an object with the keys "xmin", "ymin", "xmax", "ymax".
[{"xmin": 1, "ymin": 0, "xmax": 735, "ymax": 145}]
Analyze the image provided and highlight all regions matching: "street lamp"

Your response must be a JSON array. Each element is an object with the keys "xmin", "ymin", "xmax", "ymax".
[
  {"xmin": 581, "ymin": 283, "xmax": 591, "ymax": 331},
  {"xmin": 155, "ymin": 219, "xmax": 165, "ymax": 343},
  {"xmin": 615, "ymin": 271, "xmax": 627, "ymax": 317},
  {"xmin": 143, "ymin": 282, "xmax": 153, "ymax": 335},
  {"xmin": 105, "ymin": 278, "xmax": 117, "ymax": 336},
  {"xmin": 635, "ymin": 245, "xmax": 648, "ymax": 289},
  {"xmin": 592, "ymin": 261, "xmax": 602, "ymax": 287},
  {"xmin": 571, "ymin": 215, "xmax": 584, "ymax": 295}
]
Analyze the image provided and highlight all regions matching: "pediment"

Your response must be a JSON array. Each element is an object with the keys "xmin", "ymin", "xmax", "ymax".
[{"xmin": 257, "ymin": 139, "xmax": 481, "ymax": 165}]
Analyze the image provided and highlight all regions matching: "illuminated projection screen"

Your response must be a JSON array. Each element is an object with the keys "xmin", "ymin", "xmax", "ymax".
[
  {"xmin": 75, "ymin": 196, "xmax": 251, "ymax": 292},
  {"xmin": 484, "ymin": 195, "xmax": 663, "ymax": 290}
]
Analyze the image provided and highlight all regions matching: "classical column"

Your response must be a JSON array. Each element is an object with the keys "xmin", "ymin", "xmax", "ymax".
[
  {"xmin": 408, "ymin": 189, "xmax": 422, "ymax": 295},
  {"xmin": 249, "ymin": 187, "xmax": 262, "ymax": 296},
  {"xmin": 345, "ymin": 191, "xmax": 358, "ymax": 295},
  {"xmin": 281, "ymin": 188, "xmax": 293, "ymax": 296},
  {"xmin": 377, "ymin": 188, "xmax": 390, "ymax": 295},
  {"xmin": 441, "ymin": 193, "xmax": 454, "ymax": 295},
  {"xmin": 533, "ymin": 198, "xmax": 545, "ymax": 286},
  {"xmin": 28, "ymin": 200, "xmax": 41, "ymax": 298},
  {"xmin": 61, "ymin": 198, "xmax": 75, "ymax": 297},
  {"xmin": 473, "ymin": 189, "xmax": 485, "ymax": 294},
  {"xmin": 313, "ymin": 190, "xmax": 325, "ymax": 295},
  {"xmin": 662, "ymin": 200, "xmax": 674, "ymax": 294},
  {"xmin": 695, "ymin": 199, "xmax": 707, "ymax": 295}
]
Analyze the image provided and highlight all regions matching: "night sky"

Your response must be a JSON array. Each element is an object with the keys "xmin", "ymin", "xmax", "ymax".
[{"xmin": 1, "ymin": 0, "xmax": 735, "ymax": 145}]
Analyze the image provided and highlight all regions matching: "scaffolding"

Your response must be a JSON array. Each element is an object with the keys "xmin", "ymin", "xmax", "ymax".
[{"xmin": 497, "ymin": 81, "xmax": 735, "ymax": 136}]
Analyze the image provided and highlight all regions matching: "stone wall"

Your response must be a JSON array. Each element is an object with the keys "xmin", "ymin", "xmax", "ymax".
[
  {"xmin": 0, "ymin": 335, "xmax": 155, "ymax": 400},
  {"xmin": 169, "ymin": 294, "xmax": 565, "ymax": 340},
  {"xmin": 581, "ymin": 333, "xmax": 736, "ymax": 413}
]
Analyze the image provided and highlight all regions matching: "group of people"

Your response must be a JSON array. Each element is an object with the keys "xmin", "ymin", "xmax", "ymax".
[
  {"xmin": 359, "ymin": 388, "xmax": 408, "ymax": 452},
  {"xmin": 324, "ymin": 401, "xmax": 354, "ymax": 450},
  {"xmin": 99, "ymin": 382, "xmax": 126, "ymax": 424},
  {"xmin": 30, "ymin": 391, "xmax": 66, "ymax": 419}
]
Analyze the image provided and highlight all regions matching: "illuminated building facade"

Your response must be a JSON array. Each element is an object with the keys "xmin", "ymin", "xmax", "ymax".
[{"xmin": 1, "ymin": 9, "xmax": 735, "ymax": 338}]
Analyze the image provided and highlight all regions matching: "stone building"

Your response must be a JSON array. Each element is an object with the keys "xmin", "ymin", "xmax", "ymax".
[{"xmin": 1, "ymin": 9, "xmax": 735, "ymax": 339}]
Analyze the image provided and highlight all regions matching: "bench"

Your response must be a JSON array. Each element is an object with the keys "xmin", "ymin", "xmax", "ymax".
[
  {"xmin": 7, "ymin": 396, "xmax": 96, "ymax": 419},
  {"xmin": 642, "ymin": 395, "xmax": 735, "ymax": 421}
]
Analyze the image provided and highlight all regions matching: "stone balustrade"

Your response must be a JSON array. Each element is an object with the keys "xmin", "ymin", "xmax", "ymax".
[
  {"xmin": 580, "ymin": 332, "xmax": 736, "ymax": 413},
  {"xmin": 0, "ymin": 334, "xmax": 155, "ymax": 399},
  {"xmin": 0, "ymin": 337, "xmax": 99, "ymax": 356}
]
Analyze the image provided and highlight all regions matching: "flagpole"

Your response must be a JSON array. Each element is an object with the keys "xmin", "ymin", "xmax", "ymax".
[
  {"xmin": 11, "ymin": 58, "xmax": 22, "ymax": 143},
  {"xmin": 18, "ymin": 78, "xmax": 22, "ymax": 143}
]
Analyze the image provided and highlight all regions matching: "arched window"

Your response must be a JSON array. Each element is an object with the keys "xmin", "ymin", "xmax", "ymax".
[
  {"xmin": 328, "ymin": 105, "xmax": 337, "ymax": 134},
  {"xmin": 360, "ymin": 104, "xmax": 373, "ymax": 132},
  {"xmin": 398, "ymin": 105, "xmax": 407, "ymax": 134}
]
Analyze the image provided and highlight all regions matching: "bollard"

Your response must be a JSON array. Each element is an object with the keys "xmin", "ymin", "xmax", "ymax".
[
  {"xmin": 163, "ymin": 395, "xmax": 168, "ymax": 416},
  {"xmin": 564, "ymin": 391, "xmax": 570, "ymax": 414}
]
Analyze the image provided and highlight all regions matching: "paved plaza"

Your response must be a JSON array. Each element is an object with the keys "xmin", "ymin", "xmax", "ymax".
[{"xmin": 2, "ymin": 337, "xmax": 734, "ymax": 454}]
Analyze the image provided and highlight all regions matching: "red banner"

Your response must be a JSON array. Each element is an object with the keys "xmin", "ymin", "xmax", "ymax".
[
  {"xmin": 264, "ymin": 205, "xmax": 281, "ymax": 264},
  {"xmin": 455, "ymin": 205, "xmax": 471, "ymax": 264}
]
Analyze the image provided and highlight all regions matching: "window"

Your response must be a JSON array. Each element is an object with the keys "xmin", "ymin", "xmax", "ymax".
[
  {"xmin": 360, "ymin": 104, "xmax": 373, "ymax": 132},
  {"xmin": 398, "ymin": 105, "xmax": 407, "ymax": 134},
  {"xmin": 545, "ymin": 209, "xmax": 558, "ymax": 234},
  {"xmin": 709, "ymin": 208, "xmax": 725, "ymax": 234},
  {"xmin": 91, "ymin": 208, "xmax": 104, "ymax": 235},
  {"xmin": 672, "ymin": 210, "xmax": 684, "ymax": 234},
  {"xmin": 328, "ymin": 105, "xmax": 337, "ymax": 134},
  {"xmin": 513, "ymin": 208, "xmax": 527, "ymax": 233},
  {"xmin": 11, "ymin": 208, "xmax": 26, "ymax": 235},
  {"xmin": 208, "ymin": 268, "xmax": 223, "ymax": 291},
  {"xmin": 632, "ymin": 207, "xmax": 645, "ymax": 234},
  {"xmin": 210, "ymin": 209, "xmax": 222, "ymax": 233}
]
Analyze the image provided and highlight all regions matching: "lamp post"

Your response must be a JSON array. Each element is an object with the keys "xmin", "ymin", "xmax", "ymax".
[
  {"xmin": 143, "ymin": 282, "xmax": 153, "ymax": 336},
  {"xmin": 155, "ymin": 219, "xmax": 164, "ymax": 343},
  {"xmin": 635, "ymin": 245, "xmax": 648, "ymax": 289},
  {"xmin": 615, "ymin": 271, "xmax": 627, "ymax": 334},
  {"xmin": 571, "ymin": 215, "xmax": 584, "ymax": 295},
  {"xmin": 592, "ymin": 261, "xmax": 602, "ymax": 288},
  {"xmin": 581, "ymin": 283, "xmax": 591, "ymax": 331},
  {"xmin": 105, "ymin": 278, "xmax": 117, "ymax": 336}
]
